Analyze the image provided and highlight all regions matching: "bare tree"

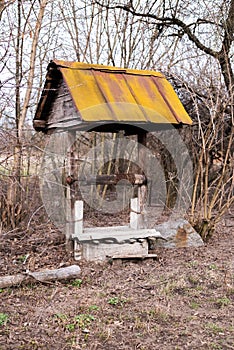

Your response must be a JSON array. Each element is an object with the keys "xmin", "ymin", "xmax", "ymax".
[
  {"xmin": 0, "ymin": 0, "xmax": 50, "ymax": 228},
  {"xmin": 56, "ymin": 0, "xmax": 164, "ymax": 68},
  {"xmin": 95, "ymin": 0, "xmax": 234, "ymax": 95}
]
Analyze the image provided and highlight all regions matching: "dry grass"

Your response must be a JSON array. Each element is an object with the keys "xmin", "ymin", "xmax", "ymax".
[{"xmin": 0, "ymin": 216, "xmax": 233, "ymax": 349}]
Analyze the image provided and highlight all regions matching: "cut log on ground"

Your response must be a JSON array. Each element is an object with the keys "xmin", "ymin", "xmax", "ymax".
[{"xmin": 0, "ymin": 265, "xmax": 81, "ymax": 289}]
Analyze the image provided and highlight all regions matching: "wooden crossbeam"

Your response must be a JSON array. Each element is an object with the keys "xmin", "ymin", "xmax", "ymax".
[{"xmin": 66, "ymin": 173, "xmax": 147, "ymax": 186}]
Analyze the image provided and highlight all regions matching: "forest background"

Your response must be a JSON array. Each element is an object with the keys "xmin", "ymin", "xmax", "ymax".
[{"xmin": 0, "ymin": 0, "xmax": 233, "ymax": 237}]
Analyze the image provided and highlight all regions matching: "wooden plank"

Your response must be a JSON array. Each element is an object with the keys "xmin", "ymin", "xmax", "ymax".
[
  {"xmin": 111, "ymin": 253, "xmax": 158, "ymax": 260},
  {"xmin": 33, "ymin": 120, "xmax": 46, "ymax": 128},
  {"xmin": 49, "ymin": 81, "xmax": 82, "ymax": 124}
]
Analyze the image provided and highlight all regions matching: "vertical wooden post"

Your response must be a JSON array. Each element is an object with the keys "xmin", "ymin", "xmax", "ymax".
[
  {"xmin": 137, "ymin": 131, "xmax": 148, "ymax": 229},
  {"xmin": 66, "ymin": 131, "xmax": 76, "ymax": 251},
  {"xmin": 130, "ymin": 197, "xmax": 140, "ymax": 229},
  {"xmin": 73, "ymin": 200, "xmax": 83, "ymax": 260}
]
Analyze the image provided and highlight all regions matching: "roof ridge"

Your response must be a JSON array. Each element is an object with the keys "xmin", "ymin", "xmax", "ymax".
[{"xmin": 51, "ymin": 59, "xmax": 165, "ymax": 78}]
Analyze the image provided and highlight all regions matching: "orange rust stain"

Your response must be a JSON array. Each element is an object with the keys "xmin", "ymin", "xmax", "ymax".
[{"xmin": 175, "ymin": 227, "xmax": 188, "ymax": 248}]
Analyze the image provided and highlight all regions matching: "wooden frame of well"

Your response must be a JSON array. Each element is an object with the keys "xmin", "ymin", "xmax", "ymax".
[{"xmin": 65, "ymin": 129, "xmax": 161, "ymax": 261}]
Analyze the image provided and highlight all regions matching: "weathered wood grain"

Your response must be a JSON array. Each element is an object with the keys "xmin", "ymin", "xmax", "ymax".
[{"xmin": 0, "ymin": 265, "xmax": 81, "ymax": 289}]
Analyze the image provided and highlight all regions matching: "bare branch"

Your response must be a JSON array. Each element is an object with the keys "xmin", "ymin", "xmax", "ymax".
[{"xmin": 95, "ymin": 0, "xmax": 219, "ymax": 58}]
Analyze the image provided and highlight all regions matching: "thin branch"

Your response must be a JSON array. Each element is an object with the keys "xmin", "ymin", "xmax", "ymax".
[{"xmin": 95, "ymin": 0, "xmax": 219, "ymax": 58}]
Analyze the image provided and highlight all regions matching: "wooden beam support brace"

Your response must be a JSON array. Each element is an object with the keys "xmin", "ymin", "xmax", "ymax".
[{"xmin": 66, "ymin": 173, "xmax": 147, "ymax": 186}]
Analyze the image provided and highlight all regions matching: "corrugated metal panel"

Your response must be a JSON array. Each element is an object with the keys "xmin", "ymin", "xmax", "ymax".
[{"xmin": 53, "ymin": 60, "xmax": 192, "ymax": 125}]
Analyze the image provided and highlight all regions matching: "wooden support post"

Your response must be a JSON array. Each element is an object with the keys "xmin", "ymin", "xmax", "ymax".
[
  {"xmin": 130, "ymin": 197, "xmax": 141, "ymax": 229},
  {"xmin": 66, "ymin": 131, "xmax": 76, "ymax": 251},
  {"xmin": 72, "ymin": 200, "xmax": 83, "ymax": 260},
  {"xmin": 137, "ymin": 131, "xmax": 148, "ymax": 229}
]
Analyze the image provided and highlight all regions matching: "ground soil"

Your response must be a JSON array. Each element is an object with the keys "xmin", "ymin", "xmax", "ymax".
[{"xmin": 0, "ymin": 214, "xmax": 233, "ymax": 350}]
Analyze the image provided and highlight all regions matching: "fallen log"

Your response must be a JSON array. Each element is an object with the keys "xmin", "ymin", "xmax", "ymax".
[{"xmin": 0, "ymin": 265, "xmax": 81, "ymax": 289}]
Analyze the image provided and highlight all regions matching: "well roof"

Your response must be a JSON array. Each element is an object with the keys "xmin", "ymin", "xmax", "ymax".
[{"xmin": 33, "ymin": 60, "xmax": 192, "ymax": 133}]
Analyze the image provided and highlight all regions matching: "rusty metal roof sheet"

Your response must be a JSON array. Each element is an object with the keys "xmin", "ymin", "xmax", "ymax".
[{"xmin": 33, "ymin": 60, "xmax": 192, "ymax": 132}]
